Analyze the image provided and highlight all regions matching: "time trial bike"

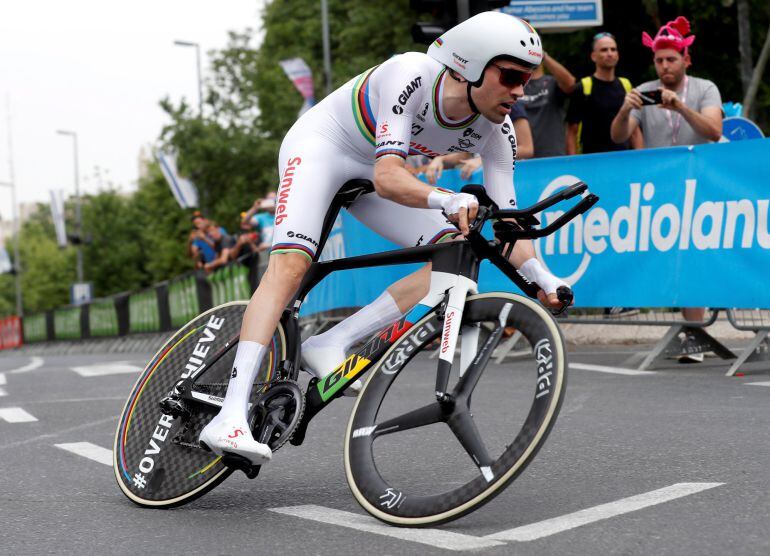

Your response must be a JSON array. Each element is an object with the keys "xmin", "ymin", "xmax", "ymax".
[{"xmin": 113, "ymin": 179, "xmax": 598, "ymax": 526}]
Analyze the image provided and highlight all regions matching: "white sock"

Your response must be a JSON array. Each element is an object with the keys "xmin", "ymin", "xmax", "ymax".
[
  {"xmin": 303, "ymin": 291, "xmax": 404, "ymax": 353},
  {"xmin": 219, "ymin": 340, "xmax": 266, "ymax": 421}
]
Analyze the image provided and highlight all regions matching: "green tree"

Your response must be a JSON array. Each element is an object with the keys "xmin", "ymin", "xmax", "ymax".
[
  {"xmin": 14, "ymin": 206, "xmax": 76, "ymax": 313},
  {"xmin": 129, "ymin": 162, "xmax": 194, "ymax": 283},
  {"xmin": 81, "ymin": 189, "xmax": 146, "ymax": 297}
]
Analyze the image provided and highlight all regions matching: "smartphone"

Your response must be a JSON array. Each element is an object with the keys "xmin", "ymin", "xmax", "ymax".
[{"xmin": 639, "ymin": 89, "xmax": 663, "ymax": 105}]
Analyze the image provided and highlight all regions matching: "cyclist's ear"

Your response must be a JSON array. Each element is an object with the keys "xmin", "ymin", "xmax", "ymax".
[{"xmin": 460, "ymin": 184, "xmax": 498, "ymax": 210}]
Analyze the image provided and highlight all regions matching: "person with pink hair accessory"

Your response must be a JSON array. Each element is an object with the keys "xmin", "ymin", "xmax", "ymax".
[{"xmin": 611, "ymin": 15, "xmax": 724, "ymax": 362}]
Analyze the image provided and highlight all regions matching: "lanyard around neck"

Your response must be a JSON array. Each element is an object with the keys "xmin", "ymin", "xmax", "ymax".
[{"xmin": 664, "ymin": 75, "xmax": 688, "ymax": 145}]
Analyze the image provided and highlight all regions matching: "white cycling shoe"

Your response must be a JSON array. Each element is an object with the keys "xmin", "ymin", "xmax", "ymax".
[
  {"xmin": 198, "ymin": 414, "xmax": 272, "ymax": 465},
  {"xmin": 301, "ymin": 345, "xmax": 362, "ymax": 396}
]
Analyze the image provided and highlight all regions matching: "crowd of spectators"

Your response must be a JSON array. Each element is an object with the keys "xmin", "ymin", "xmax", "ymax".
[
  {"xmin": 185, "ymin": 15, "xmax": 721, "ymax": 360},
  {"xmin": 186, "ymin": 192, "xmax": 276, "ymax": 273},
  {"xmin": 410, "ymin": 15, "xmax": 722, "ymax": 337}
]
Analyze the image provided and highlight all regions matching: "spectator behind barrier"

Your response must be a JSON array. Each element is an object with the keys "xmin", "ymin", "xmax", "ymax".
[
  {"xmin": 610, "ymin": 16, "xmax": 723, "ymax": 362},
  {"xmin": 202, "ymin": 222, "xmax": 237, "ymax": 273},
  {"xmin": 229, "ymin": 210, "xmax": 260, "ymax": 260},
  {"xmin": 519, "ymin": 50, "xmax": 576, "ymax": 158},
  {"xmin": 566, "ymin": 32, "xmax": 644, "ymax": 318},
  {"xmin": 424, "ymin": 102, "xmax": 533, "ymax": 184},
  {"xmin": 241, "ymin": 196, "xmax": 277, "ymax": 253},
  {"xmin": 189, "ymin": 211, "xmax": 216, "ymax": 270},
  {"xmin": 567, "ymin": 32, "xmax": 644, "ymax": 155}
]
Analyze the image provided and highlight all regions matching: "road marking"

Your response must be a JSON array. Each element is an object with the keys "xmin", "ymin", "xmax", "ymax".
[
  {"xmin": 0, "ymin": 373, "xmax": 6, "ymax": 385},
  {"xmin": 0, "ymin": 415, "xmax": 117, "ymax": 451},
  {"xmin": 70, "ymin": 361, "xmax": 142, "ymax": 377},
  {"xmin": 485, "ymin": 482, "xmax": 723, "ymax": 542},
  {"xmin": 746, "ymin": 381, "xmax": 770, "ymax": 387},
  {"xmin": 270, "ymin": 505, "xmax": 505, "ymax": 551},
  {"xmin": 10, "ymin": 357, "xmax": 44, "ymax": 374},
  {"xmin": 55, "ymin": 442, "xmax": 112, "ymax": 466},
  {"xmin": 570, "ymin": 362, "xmax": 657, "ymax": 376},
  {"xmin": 0, "ymin": 407, "xmax": 38, "ymax": 423},
  {"xmin": 24, "ymin": 396, "xmax": 125, "ymax": 405},
  {"xmin": 0, "ymin": 387, "xmax": 6, "ymax": 397}
]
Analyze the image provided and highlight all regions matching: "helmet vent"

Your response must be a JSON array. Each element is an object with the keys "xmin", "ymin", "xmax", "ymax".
[
  {"xmin": 529, "ymin": 37, "xmax": 535, "ymax": 45},
  {"xmin": 519, "ymin": 40, "xmax": 526, "ymax": 47}
]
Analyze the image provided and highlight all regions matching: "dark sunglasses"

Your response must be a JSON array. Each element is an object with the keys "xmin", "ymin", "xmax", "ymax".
[
  {"xmin": 491, "ymin": 64, "xmax": 532, "ymax": 88},
  {"xmin": 593, "ymin": 31, "xmax": 615, "ymax": 41}
]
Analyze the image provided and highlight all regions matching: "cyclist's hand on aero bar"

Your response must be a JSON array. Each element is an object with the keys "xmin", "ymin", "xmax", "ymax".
[
  {"xmin": 428, "ymin": 190, "xmax": 479, "ymax": 236},
  {"xmin": 519, "ymin": 258, "xmax": 574, "ymax": 312}
]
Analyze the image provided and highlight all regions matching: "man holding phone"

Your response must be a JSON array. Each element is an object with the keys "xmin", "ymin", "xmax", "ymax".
[
  {"xmin": 611, "ymin": 16, "xmax": 723, "ymax": 361},
  {"xmin": 610, "ymin": 16, "xmax": 722, "ymax": 149}
]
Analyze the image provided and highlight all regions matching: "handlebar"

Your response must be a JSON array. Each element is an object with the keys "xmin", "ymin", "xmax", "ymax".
[{"xmin": 461, "ymin": 181, "xmax": 600, "ymax": 312}]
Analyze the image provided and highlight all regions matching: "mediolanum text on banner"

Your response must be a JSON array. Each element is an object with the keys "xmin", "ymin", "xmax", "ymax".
[
  {"xmin": 505, "ymin": 140, "xmax": 770, "ymax": 308},
  {"xmin": 299, "ymin": 139, "xmax": 770, "ymax": 315}
]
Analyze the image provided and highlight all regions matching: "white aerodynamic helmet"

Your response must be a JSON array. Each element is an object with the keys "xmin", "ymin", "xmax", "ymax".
[{"xmin": 427, "ymin": 11, "xmax": 542, "ymax": 84}]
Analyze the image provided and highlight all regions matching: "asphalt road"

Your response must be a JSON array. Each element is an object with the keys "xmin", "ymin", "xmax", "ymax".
[{"xmin": 0, "ymin": 343, "xmax": 768, "ymax": 555}]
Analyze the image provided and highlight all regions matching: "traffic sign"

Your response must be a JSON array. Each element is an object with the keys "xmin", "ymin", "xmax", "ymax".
[{"xmin": 499, "ymin": 0, "xmax": 603, "ymax": 29}]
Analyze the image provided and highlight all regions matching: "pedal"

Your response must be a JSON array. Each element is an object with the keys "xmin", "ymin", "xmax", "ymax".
[{"xmin": 222, "ymin": 452, "xmax": 261, "ymax": 479}]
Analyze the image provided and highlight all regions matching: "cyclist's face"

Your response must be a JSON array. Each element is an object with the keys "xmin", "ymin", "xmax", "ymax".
[{"xmin": 474, "ymin": 61, "xmax": 530, "ymax": 124}]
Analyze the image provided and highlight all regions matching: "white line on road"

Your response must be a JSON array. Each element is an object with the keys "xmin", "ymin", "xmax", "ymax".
[
  {"xmin": 0, "ymin": 373, "xmax": 6, "ymax": 385},
  {"xmin": 0, "ymin": 387, "xmax": 6, "ymax": 397},
  {"xmin": 269, "ymin": 505, "xmax": 505, "ymax": 551},
  {"xmin": 70, "ymin": 361, "xmax": 142, "ymax": 377},
  {"xmin": 55, "ymin": 442, "xmax": 112, "ymax": 466},
  {"xmin": 485, "ymin": 482, "xmax": 723, "ymax": 542},
  {"xmin": 746, "ymin": 381, "xmax": 770, "ymax": 387},
  {"xmin": 0, "ymin": 415, "xmax": 117, "ymax": 451},
  {"xmin": 570, "ymin": 362, "xmax": 657, "ymax": 376},
  {"xmin": 0, "ymin": 407, "xmax": 38, "ymax": 423},
  {"xmin": 9, "ymin": 357, "xmax": 44, "ymax": 374}
]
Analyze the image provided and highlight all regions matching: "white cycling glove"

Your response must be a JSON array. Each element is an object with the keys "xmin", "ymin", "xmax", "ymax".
[
  {"xmin": 427, "ymin": 188, "xmax": 479, "ymax": 217},
  {"xmin": 518, "ymin": 258, "xmax": 569, "ymax": 296}
]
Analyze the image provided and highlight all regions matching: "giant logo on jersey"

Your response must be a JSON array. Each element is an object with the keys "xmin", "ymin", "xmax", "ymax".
[
  {"xmin": 391, "ymin": 77, "xmax": 422, "ymax": 114},
  {"xmin": 397, "ymin": 77, "xmax": 422, "ymax": 105}
]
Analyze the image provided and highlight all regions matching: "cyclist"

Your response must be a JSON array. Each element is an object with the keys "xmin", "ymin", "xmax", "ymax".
[{"xmin": 199, "ymin": 11, "xmax": 572, "ymax": 465}]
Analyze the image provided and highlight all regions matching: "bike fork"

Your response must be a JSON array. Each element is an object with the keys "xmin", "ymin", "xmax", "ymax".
[{"xmin": 416, "ymin": 270, "xmax": 479, "ymax": 403}]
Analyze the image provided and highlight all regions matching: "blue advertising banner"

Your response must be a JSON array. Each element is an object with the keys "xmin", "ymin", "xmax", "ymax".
[{"xmin": 300, "ymin": 140, "xmax": 770, "ymax": 315}]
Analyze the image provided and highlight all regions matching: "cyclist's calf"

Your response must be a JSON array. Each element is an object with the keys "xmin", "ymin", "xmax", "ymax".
[{"xmin": 241, "ymin": 252, "xmax": 312, "ymax": 344}]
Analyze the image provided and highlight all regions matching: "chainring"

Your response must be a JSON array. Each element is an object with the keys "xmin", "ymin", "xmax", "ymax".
[{"xmin": 250, "ymin": 380, "xmax": 305, "ymax": 452}]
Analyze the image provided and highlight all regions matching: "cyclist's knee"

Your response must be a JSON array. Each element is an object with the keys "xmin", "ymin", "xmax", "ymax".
[{"xmin": 264, "ymin": 252, "xmax": 311, "ymax": 286}]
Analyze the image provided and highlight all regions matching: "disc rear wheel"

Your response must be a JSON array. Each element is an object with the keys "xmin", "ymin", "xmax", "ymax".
[{"xmin": 113, "ymin": 301, "xmax": 287, "ymax": 508}]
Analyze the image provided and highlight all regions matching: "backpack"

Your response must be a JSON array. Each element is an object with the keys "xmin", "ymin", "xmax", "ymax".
[{"xmin": 576, "ymin": 76, "xmax": 632, "ymax": 151}]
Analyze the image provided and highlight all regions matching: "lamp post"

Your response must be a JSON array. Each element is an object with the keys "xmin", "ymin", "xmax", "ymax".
[
  {"xmin": 173, "ymin": 40, "xmax": 203, "ymax": 116},
  {"xmin": 55, "ymin": 129, "xmax": 83, "ymax": 284},
  {"xmin": 2, "ymin": 97, "xmax": 22, "ymax": 316},
  {"xmin": 320, "ymin": 0, "xmax": 333, "ymax": 96}
]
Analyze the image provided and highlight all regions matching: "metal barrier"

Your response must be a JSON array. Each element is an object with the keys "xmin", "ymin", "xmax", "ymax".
[
  {"xmin": 724, "ymin": 309, "xmax": 770, "ymax": 376},
  {"xmin": 128, "ymin": 289, "xmax": 162, "ymax": 334},
  {"xmin": 168, "ymin": 273, "xmax": 202, "ymax": 329},
  {"xmin": 495, "ymin": 307, "xmax": 737, "ymax": 371},
  {"xmin": 0, "ymin": 316, "xmax": 22, "ymax": 349},
  {"xmin": 88, "ymin": 298, "xmax": 120, "ymax": 337},
  {"xmin": 22, "ymin": 313, "xmax": 48, "ymax": 343},
  {"xmin": 207, "ymin": 259, "xmax": 253, "ymax": 306},
  {"xmin": 54, "ymin": 306, "xmax": 82, "ymax": 340}
]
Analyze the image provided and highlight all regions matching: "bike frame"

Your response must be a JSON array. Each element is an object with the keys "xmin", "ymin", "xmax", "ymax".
[{"xmin": 280, "ymin": 180, "xmax": 597, "ymax": 439}]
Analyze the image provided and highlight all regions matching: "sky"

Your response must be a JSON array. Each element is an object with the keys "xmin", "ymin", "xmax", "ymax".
[{"xmin": 0, "ymin": 0, "xmax": 266, "ymax": 221}]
